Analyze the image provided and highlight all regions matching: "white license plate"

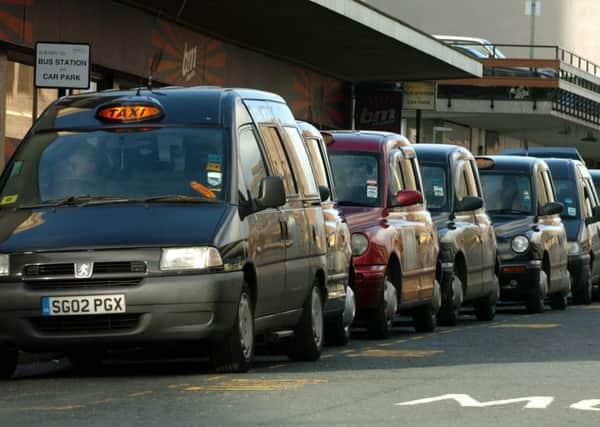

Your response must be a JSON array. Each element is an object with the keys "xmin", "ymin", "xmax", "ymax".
[{"xmin": 41, "ymin": 295, "xmax": 126, "ymax": 316}]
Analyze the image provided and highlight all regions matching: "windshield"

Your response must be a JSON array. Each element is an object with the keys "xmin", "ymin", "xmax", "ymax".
[
  {"xmin": 420, "ymin": 164, "xmax": 448, "ymax": 211},
  {"xmin": 480, "ymin": 172, "xmax": 533, "ymax": 215},
  {"xmin": 329, "ymin": 151, "xmax": 381, "ymax": 207},
  {"xmin": 554, "ymin": 179, "xmax": 580, "ymax": 219},
  {"xmin": 0, "ymin": 128, "xmax": 229, "ymax": 207}
]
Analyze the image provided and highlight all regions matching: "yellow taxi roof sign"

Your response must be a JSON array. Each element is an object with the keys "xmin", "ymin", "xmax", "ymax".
[{"xmin": 97, "ymin": 104, "xmax": 163, "ymax": 122}]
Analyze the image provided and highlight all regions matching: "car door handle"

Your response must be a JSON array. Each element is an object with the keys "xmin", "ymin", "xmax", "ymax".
[{"xmin": 279, "ymin": 219, "xmax": 288, "ymax": 240}]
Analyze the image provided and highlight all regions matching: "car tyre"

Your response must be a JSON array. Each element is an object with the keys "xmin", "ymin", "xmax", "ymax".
[
  {"xmin": 550, "ymin": 291, "xmax": 568, "ymax": 310},
  {"xmin": 0, "ymin": 346, "xmax": 17, "ymax": 380},
  {"xmin": 288, "ymin": 281, "xmax": 324, "ymax": 361},
  {"xmin": 573, "ymin": 266, "xmax": 592, "ymax": 305},
  {"xmin": 438, "ymin": 273, "xmax": 463, "ymax": 326},
  {"xmin": 525, "ymin": 270, "xmax": 548, "ymax": 313},
  {"xmin": 325, "ymin": 312, "xmax": 350, "ymax": 347},
  {"xmin": 67, "ymin": 349, "xmax": 105, "ymax": 373},
  {"xmin": 413, "ymin": 304, "xmax": 437, "ymax": 333},
  {"xmin": 474, "ymin": 274, "xmax": 498, "ymax": 321},
  {"xmin": 210, "ymin": 284, "xmax": 255, "ymax": 373},
  {"xmin": 367, "ymin": 274, "xmax": 396, "ymax": 339}
]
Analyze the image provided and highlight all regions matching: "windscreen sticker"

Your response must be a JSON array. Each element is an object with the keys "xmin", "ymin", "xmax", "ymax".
[
  {"xmin": 206, "ymin": 162, "xmax": 222, "ymax": 172},
  {"xmin": 367, "ymin": 178, "xmax": 377, "ymax": 186},
  {"xmin": 190, "ymin": 181, "xmax": 216, "ymax": 198},
  {"xmin": 564, "ymin": 198, "xmax": 573, "ymax": 204},
  {"xmin": 208, "ymin": 154, "xmax": 222, "ymax": 163},
  {"xmin": 1, "ymin": 194, "xmax": 18, "ymax": 205},
  {"xmin": 207, "ymin": 171, "xmax": 222, "ymax": 187},
  {"xmin": 433, "ymin": 185, "xmax": 444, "ymax": 197},
  {"xmin": 523, "ymin": 190, "xmax": 530, "ymax": 200},
  {"xmin": 568, "ymin": 207, "xmax": 577, "ymax": 216},
  {"xmin": 367, "ymin": 185, "xmax": 378, "ymax": 199},
  {"xmin": 10, "ymin": 161, "xmax": 23, "ymax": 177}
]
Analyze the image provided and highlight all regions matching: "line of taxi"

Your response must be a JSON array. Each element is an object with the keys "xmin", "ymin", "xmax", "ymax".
[{"xmin": 0, "ymin": 86, "xmax": 595, "ymax": 378}]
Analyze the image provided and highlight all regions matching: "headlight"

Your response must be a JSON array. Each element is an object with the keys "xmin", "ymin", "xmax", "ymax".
[
  {"xmin": 568, "ymin": 242, "xmax": 580, "ymax": 256},
  {"xmin": 511, "ymin": 235, "xmax": 529, "ymax": 254},
  {"xmin": 160, "ymin": 247, "xmax": 223, "ymax": 271},
  {"xmin": 351, "ymin": 233, "xmax": 369, "ymax": 256},
  {"xmin": 0, "ymin": 254, "xmax": 8, "ymax": 276}
]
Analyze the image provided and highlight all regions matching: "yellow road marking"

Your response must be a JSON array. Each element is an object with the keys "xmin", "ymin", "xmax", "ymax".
[
  {"xmin": 128, "ymin": 391, "xmax": 153, "ymax": 397},
  {"xmin": 582, "ymin": 305, "xmax": 600, "ymax": 310},
  {"xmin": 490, "ymin": 323, "xmax": 559, "ymax": 329},
  {"xmin": 321, "ymin": 354, "xmax": 334, "ymax": 359},
  {"xmin": 182, "ymin": 378, "xmax": 327, "ymax": 392},
  {"xmin": 268, "ymin": 364, "xmax": 287, "ymax": 369},
  {"xmin": 348, "ymin": 349, "xmax": 443, "ymax": 358},
  {"xmin": 395, "ymin": 339, "xmax": 408, "ymax": 344},
  {"xmin": 408, "ymin": 336, "xmax": 424, "ymax": 341},
  {"xmin": 168, "ymin": 383, "xmax": 191, "ymax": 389},
  {"xmin": 9, "ymin": 405, "xmax": 84, "ymax": 412},
  {"xmin": 340, "ymin": 349, "xmax": 355, "ymax": 354},
  {"xmin": 377, "ymin": 342, "xmax": 396, "ymax": 347}
]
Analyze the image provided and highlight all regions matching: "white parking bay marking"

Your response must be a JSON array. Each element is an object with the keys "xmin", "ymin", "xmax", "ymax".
[
  {"xmin": 395, "ymin": 394, "xmax": 554, "ymax": 409},
  {"xmin": 570, "ymin": 400, "xmax": 600, "ymax": 411}
]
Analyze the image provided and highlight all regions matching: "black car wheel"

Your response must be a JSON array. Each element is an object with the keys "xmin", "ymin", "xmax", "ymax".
[
  {"xmin": 367, "ymin": 274, "xmax": 397, "ymax": 339},
  {"xmin": 438, "ymin": 273, "xmax": 463, "ymax": 326},
  {"xmin": 288, "ymin": 281, "xmax": 324, "ymax": 361},
  {"xmin": 325, "ymin": 311, "xmax": 350, "ymax": 346},
  {"xmin": 67, "ymin": 349, "xmax": 105, "ymax": 373},
  {"xmin": 413, "ymin": 304, "xmax": 437, "ymax": 333},
  {"xmin": 550, "ymin": 291, "xmax": 568, "ymax": 310},
  {"xmin": 573, "ymin": 266, "xmax": 592, "ymax": 305},
  {"xmin": 0, "ymin": 346, "xmax": 17, "ymax": 380},
  {"xmin": 474, "ymin": 273, "xmax": 499, "ymax": 321},
  {"xmin": 211, "ymin": 284, "xmax": 255, "ymax": 373},
  {"xmin": 526, "ymin": 270, "xmax": 548, "ymax": 313}
]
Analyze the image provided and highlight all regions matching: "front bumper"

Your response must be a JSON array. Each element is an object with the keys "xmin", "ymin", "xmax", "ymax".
[
  {"xmin": 0, "ymin": 271, "xmax": 243, "ymax": 351},
  {"xmin": 352, "ymin": 264, "xmax": 386, "ymax": 312},
  {"xmin": 497, "ymin": 259, "xmax": 542, "ymax": 301}
]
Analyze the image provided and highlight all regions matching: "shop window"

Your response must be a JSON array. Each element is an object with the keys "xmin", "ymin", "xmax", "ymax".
[{"xmin": 5, "ymin": 61, "xmax": 33, "ymax": 159}]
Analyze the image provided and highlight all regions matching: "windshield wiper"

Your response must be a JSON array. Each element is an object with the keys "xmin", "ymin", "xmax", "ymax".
[
  {"xmin": 19, "ymin": 195, "xmax": 131, "ymax": 209},
  {"xmin": 487, "ymin": 208, "xmax": 531, "ymax": 215},
  {"xmin": 141, "ymin": 194, "xmax": 220, "ymax": 204}
]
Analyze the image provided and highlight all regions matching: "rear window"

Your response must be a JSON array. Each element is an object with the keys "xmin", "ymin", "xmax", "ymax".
[
  {"xmin": 329, "ymin": 152, "xmax": 380, "ymax": 207},
  {"xmin": 554, "ymin": 179, "xmax": 579, "ymax": 218}
]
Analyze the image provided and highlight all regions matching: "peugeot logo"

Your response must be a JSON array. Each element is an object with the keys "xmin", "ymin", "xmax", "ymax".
[{"xmin": 74, "ymin": 262, "xmax": 94, "ymax": 279}]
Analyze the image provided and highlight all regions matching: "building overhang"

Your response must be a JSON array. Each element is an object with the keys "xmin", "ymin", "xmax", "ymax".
[{"xmin": 118, "ymin": 0, "xmax": 482, "ymax": 82}]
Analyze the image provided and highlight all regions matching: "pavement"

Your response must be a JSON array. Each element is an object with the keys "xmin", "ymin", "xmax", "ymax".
[{"xmin": 2, "ymin": 303, "xmax": 600, "ymax": 426}]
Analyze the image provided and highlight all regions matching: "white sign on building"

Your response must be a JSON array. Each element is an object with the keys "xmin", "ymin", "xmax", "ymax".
[
  {"xmin": 35, "ymin": 42, "xmax": 91, "ymax": 89},
  {"xmin": 402, "ymin": 81, "xmax": 436, "ymax": 111}
]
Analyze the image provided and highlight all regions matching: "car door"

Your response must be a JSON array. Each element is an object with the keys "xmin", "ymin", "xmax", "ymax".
[
  {"xmin": 454, "ymin": 158, "xmax": 483, "ymax": 298},
  {"xmin": 238, "ymin": 126, "xmax": 286, "ymax": 317},
  {"xmin": 260, "ymin": 125, "xmax": 312, "ymax": 312},
  {"xmin": 387, "ymin": 149, "xmax": 421, "ymax": 303},
  {"xmin": 468, "ymin": 158, "xmax": 496, "ymax": 294},
  {"xmin": 580, "ymin": 169, "xmax": 600, "ymax": 282},
  {"xmin": 400, "ymin": 149, "xmax": 437, "ymax": 301}
]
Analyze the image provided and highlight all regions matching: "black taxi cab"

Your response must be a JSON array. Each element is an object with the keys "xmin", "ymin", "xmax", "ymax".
[
  {"xmin": 545, "ymin": 159, "xmax": 600, "ymax": 304},
  {"xmin": 415, "ymin": 144, "xmax": 498, "ymax": 326},
  {"xmin": 477, "ymin": 156, "xmax": 570, "ymax": 313},
  {"xmin": 0, "ymin": 87, "xmax": 330, "ymax": 377}
]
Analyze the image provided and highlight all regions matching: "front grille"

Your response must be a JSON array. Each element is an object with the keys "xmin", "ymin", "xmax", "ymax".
[
  {"xmin": 23, "ymin": 261, "xmax": 147, "ymax": 277},
  {"xmin": 31, "ymin": 314, "xmax": 141, "ymax": 334},
  {"xmin": 25, "ymin": 278, "xmax": 142, "ymax": 290}
]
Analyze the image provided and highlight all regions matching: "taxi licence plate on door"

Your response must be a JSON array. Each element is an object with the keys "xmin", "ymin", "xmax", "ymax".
[{"xmin": 41, "ymin": 295, "xmax": 126, "ymax": 316}]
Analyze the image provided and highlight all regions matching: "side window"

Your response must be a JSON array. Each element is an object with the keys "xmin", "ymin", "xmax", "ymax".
[
  {"xmin": 455, "ymin": 161, "xmax": 469, "ymax": 202},
  {"xmin": 465, "ymin": 160, "xmax": 480, "ymax": 197},
  {"xmin": 259, "ymin": 126, "xmax": 297, "ymax": 196},
  {"xmin": 541, "ymin": 171, "xmax": 555, "ymax": 202},
  {"xmin": 388, "ymin": 151, "xmax": 405, "ymax": 196},
  {"xmin": 238, "ymin": 127, "xmax": 268, "ymax": 200},
  {"xmin": 400, "ymin": 157, "xmax": 419, "ymax": 191},
  {"xmin": 536, "ymin": 172, "xmax": 549, "ymax": 206},
  {"xmin": 305, "ymin": 138, "xmax": 330, "ymax": 190},
  {"xmin": 282, "ymin": 127, "xmax": 319, "ymax": 197}
]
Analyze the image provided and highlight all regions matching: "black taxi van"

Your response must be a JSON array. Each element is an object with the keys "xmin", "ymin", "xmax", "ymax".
[
  {"xmin": 415, "ymin": 144, "xmax": 499, "ymax": 326},
  {"xmin": 0, "ymin": 87, "xmax": 329, "ymax": 377},
  {"xmin": 477, "ymin": 156, "xmax": 570, "ymax": 313},
  {"xmin": 545, "ymin": 158, "xmax": 600, "ymax": 304}
]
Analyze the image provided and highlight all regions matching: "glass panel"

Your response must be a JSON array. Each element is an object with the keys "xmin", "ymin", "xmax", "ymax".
[
  {"xmin": 1, "ymin": 128, "xmax": 229, "ymax": 206},
  {"xmin": 238, "ymin": 128, "xmax": 267, "ymax": 200},
  {"xmin": 420, "ymin": 164, "xmax": 448, "ymax": 211},
  {"xmin": 329, "ymin": 152, "xmax": 380, "ymax": 207},
  {"xmin": 283, "ymin": 126, "xmax": 318, "ymax": 196},
  {"xmin": 305, "ymin": 139, "xmax": 329, "ymax": 189},
  {"xmin": 259, "ymin": 126, "xmax": 297, "ymax": 196},
  {"xmin": 554, "ymin": 179, "xmax": 579, "ymax": 218},
  {"xmin": 480, "ymin": 173, "xmax": 533, "ymax": 214}
]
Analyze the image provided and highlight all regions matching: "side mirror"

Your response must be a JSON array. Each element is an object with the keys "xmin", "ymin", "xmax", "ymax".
[
  {"xmin": 255, "ymin": 176, "xmax": 286, "ymax": 210},
  {"xmin": 539, "ymin": 201, "xmax": 563, "ymax": 216},
  {"xmin": 318, "ymin": 185, "xmax": 330, "ymax": 202},
  {"xmin": 455, "ymin": 196, "xmax": 483, "ymax": 212},
  {"xmin": 396, "ymin": 190, "xmax": 423, "ymax": 207}
]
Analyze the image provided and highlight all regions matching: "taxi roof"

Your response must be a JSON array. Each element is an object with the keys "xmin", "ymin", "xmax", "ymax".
[
  {"xmin": 324, "ymin": 130, "xmax": 411, "ymax": 153},
  {"xmin": 543, "ymin": 158, "xmax": 584, "ymax": 179},
  {"xmin": 413, "ymin": 143, "xmax": 473, "ymax": 163},
  {"xmin": 32, "ymin": 86, "xmax": 286, "ymax": 132},
  {"xmin": 477, "ymin": 155, "xmax": 547, "ymax": 173}
]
